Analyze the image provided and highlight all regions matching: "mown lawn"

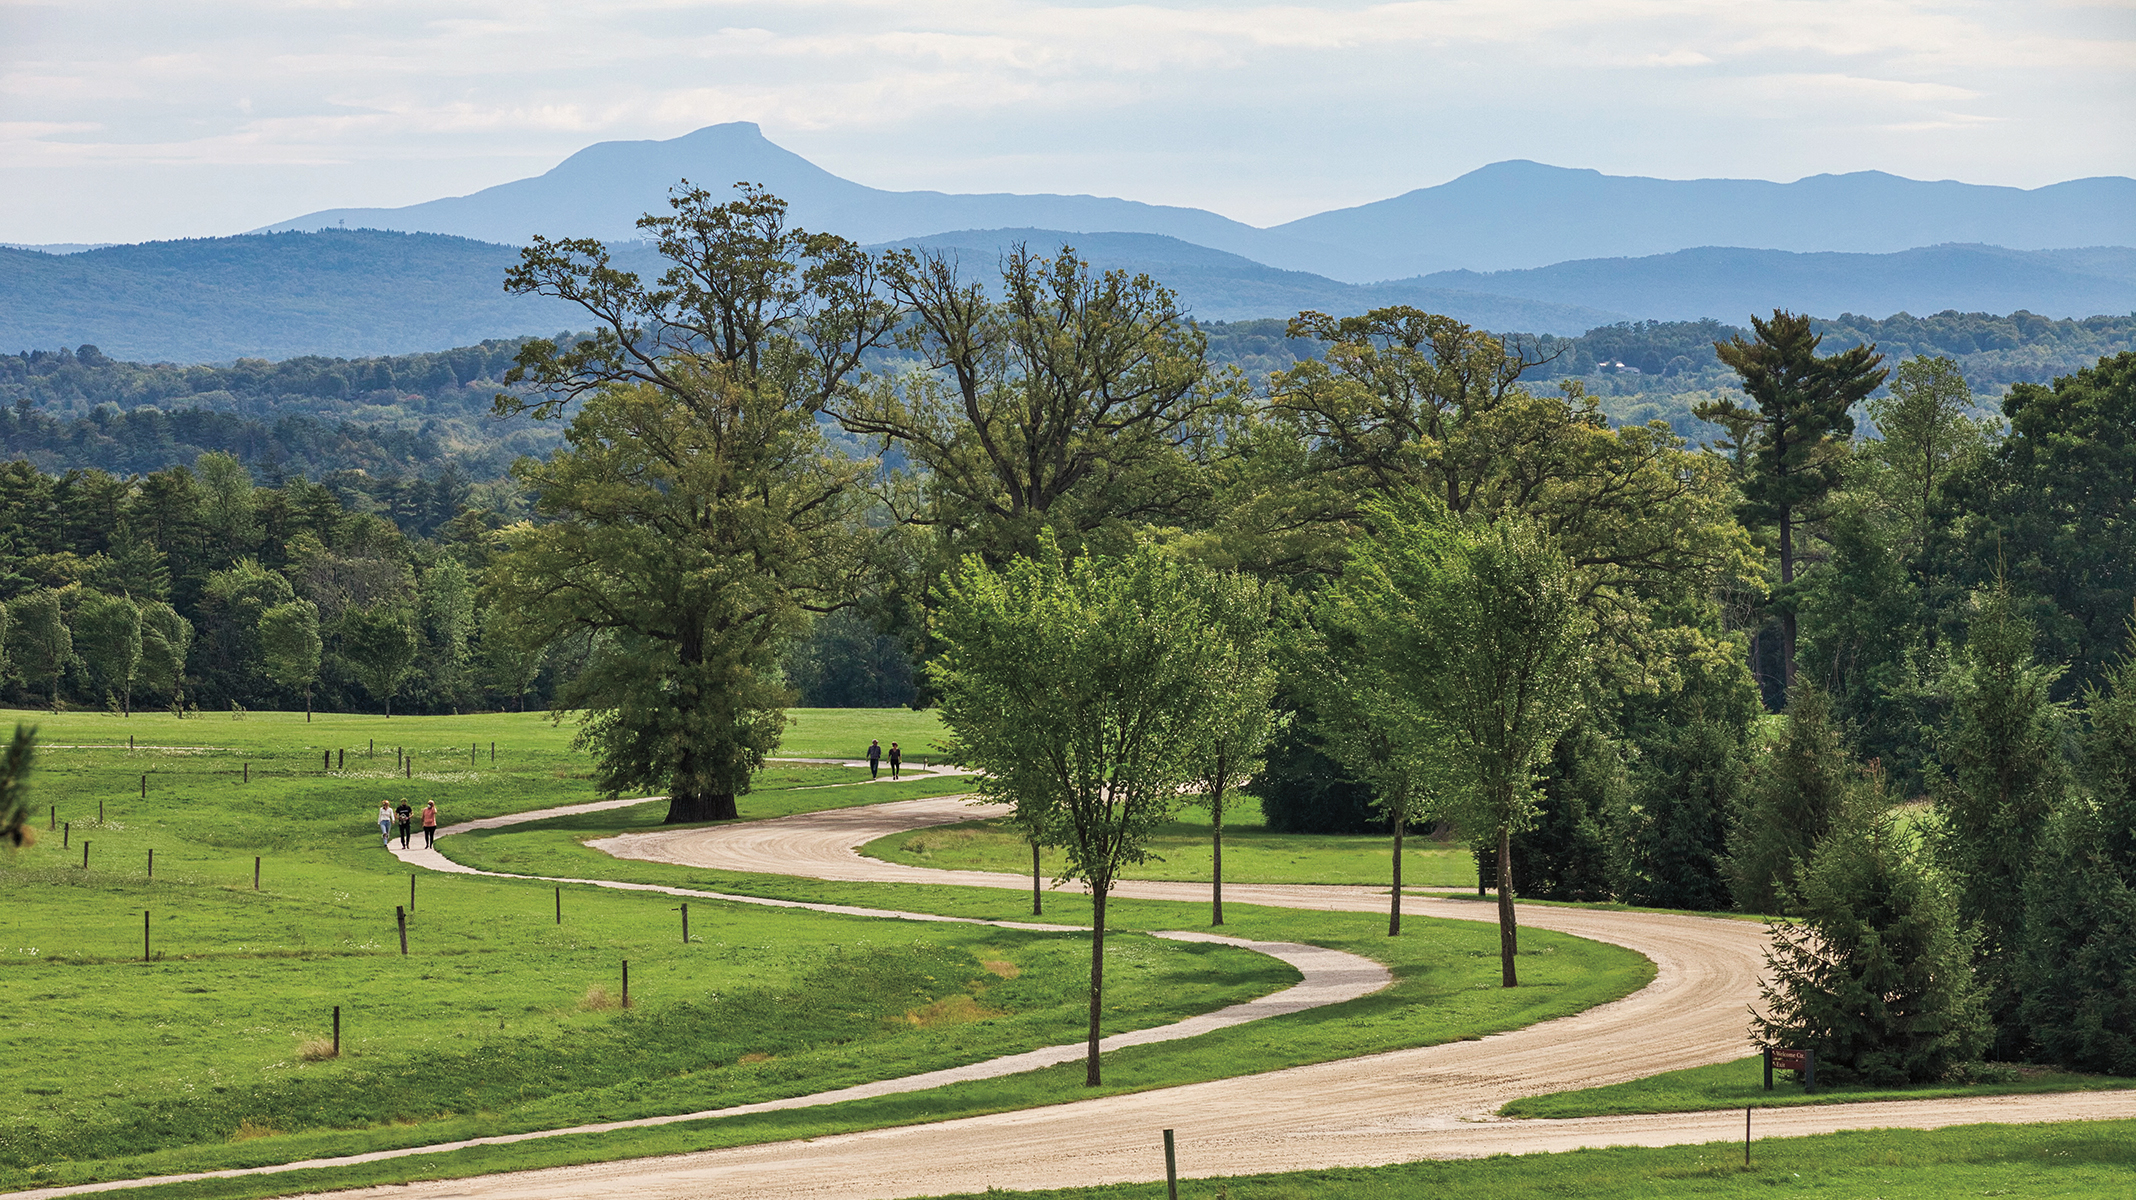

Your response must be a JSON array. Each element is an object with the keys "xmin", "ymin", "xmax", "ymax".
[
  {"xmin": 1500, "ymin": 1053, "xmax": 2136, "ymax": 1118},
  {"xmin": 863, "ymin": 808, "xmax": 1481, "ymax": 887},
  {"xmin": 910, "ymin": 1120, "xmax": 2136, "ymax": 1200}
]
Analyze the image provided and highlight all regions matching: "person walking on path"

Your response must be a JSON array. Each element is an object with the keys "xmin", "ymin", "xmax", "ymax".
[
  {"xmin": 867, "ymin": 739, "xmax": 882, "ymax": 780},
  {"xmin": 887, "ymin": 741, "xmax": 902, "ymax": 780},
  {"xmin": 377, "ymin": 801, "xmax": 393, "ymax": 848},
  {"xmin": 394, "ymin": 798, "xmax": 413, "ymax": 849},
  {"xmin": 420, "ymin": 800, "xmax": 438, "ymax": 849}
]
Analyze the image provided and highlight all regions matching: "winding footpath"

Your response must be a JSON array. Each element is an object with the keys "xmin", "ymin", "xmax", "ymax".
[{"xmin": 12, "ymin": 789, "xmax": 2131, "ymax": 1200}]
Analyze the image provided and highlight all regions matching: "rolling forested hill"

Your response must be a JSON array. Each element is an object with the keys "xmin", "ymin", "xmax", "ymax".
[{"xmin": 7, "ymin": 311, "xmax": 2133, "ymax": 483}]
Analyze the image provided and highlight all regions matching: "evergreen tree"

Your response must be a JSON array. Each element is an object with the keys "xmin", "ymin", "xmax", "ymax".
[
  {"xmin": 1798, "ymin": 509, "xmax": 1936, "ymax": 791},
  {"xmin": 2015, "ymin": 616, "xmax": 2136, "ymax": 1074},
  {"xmin": 1699, "ymin": 311, "xmax": 1888, "ymax": 688},
  {"xmin": 1932, "ymin": 583, "xmax": 2072, "ymax": 1056},
  {"xmin": 136, "ymin": 601, "xmax": 193, "ymax": 708},
  {"xmin": 1752, "ymin": 794, "xmax": 1989, "ymax": 1085},
  {"xmin": 1509, "ymin": 723, "xmax": 1621, "ymax": 902},
  {"xmin": 1727, "ymin": 682, "xmax": 1853, "ymax": 914},
  {"xmin": 1618, "ymin": 634, "xmax": 1759, "ymax": 911}
]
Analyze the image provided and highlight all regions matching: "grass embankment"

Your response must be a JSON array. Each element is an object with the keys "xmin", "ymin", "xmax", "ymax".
[
  {"xmin": 0, "ymin": 706, "xmax": 1656, "ymax": 1199},
  {"xmin": 906, "ymin": 1120, "xmax": 2136, "ymax": 1200},
  {"xmin": 864, "ymin": 808, "xmax": 1480, "ymax": 887},
  {"xmin": 1501, "ymin": 1054, "xmax": 2136, "ymax": 1118}
]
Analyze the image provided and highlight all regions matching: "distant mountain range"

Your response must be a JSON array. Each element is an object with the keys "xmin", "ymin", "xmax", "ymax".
[
  {"xmin": 251, "ymin": 122, "xmax": 2136, "ymax": 282},
  {"xmin": 8, "ymin": 226, "xmax": 2132, "ymax": 364},
  {"xmin": 6, "ymin": 121, "xmax": 2132, "ymax": 363}
]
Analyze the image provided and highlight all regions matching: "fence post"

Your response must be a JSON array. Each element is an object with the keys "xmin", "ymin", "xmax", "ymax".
[
  {"xmin": 254, "ymin": 856, "xmax": 261, "ymax": 890},
  {"xmin": 333, "ymin": 1005, "xmax": 341, "ymax": 1057},
  {"xmin": 1745, "ymin": 1105, "xmax": 1751, "ymax": 1165},
  {"xmin": 140, "ymin": 774, "xmax": 146, "ymax": 799},
  {"xmin": 555, "ymin": 886, "xmax": 562, "ymax": 925},
  {"xmin": 82, "ymin": 840, "xmax": 89, "ymax": 869},
  {"xmin": 147, "ymin": 848, "xmax": 153, "ymax": 879},
  {"xmin": 1763, "ymin": 1048, "xmax": 1773, "ymax": 1091},
  {"xmin": 1163, "ymin": 1129, "xmax": 1178, "ymax": 1200},
  {"xmin": 681, "ymin": 903, "xmax": 689, "ymax": 944},
  {"xmin": 144, "ymin": 911, "xmax": 150, "ymax": 962},
  {"xmin": 243, "ymin": 762, "xmax": 249, "ymax": 784},
  {"xmin": 410, "ymin": 873, "xmax": 417, "ymax": 912},
  {"xmin": 622, "ymin": 960, "xmax": 630, "ymax": 1009},
  {"xmin": 397, "ymin": 905, "xmax": 408, "ymax": 955}
]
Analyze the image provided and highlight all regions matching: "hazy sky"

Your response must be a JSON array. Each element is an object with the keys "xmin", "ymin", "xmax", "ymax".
[{"xmin": 4, "ymin": 0, "xmax": 2131, "ymax": 244}]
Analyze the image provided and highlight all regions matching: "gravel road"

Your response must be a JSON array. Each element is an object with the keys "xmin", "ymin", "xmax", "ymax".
[{"xmin": 19, "ymin": 795, "xmax": 2127, "ymax": 1200}]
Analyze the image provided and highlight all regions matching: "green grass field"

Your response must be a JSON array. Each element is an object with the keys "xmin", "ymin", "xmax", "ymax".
[
  {"xmin": 907, "ymin": 1120, "xmax": 2136, "ymax": 1200},
  {"xmin": 1500, "ymin": 1053, "xmax": 2136, "ymax": 1118},
  {"xmin": 0, "ymin": 706, "xmax": 1655, "ymax": 1197},
  {"xmin": 862, "ymin": 809, "xmax": 1481, "ymax": 887}
]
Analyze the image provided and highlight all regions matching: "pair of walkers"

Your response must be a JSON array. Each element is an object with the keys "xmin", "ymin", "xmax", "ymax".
[
  {"xmin": 865, "ymin": 739, "xmax": 904, "ymax": 780},
  {"xmin": 376, "ymin": 799, "xmax": 437, "ymax": 849}
]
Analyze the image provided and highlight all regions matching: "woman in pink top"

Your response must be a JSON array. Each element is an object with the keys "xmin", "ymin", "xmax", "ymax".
[{"xmin": 420, "ymin": 800, "xmax": 438, "ymax": 848}]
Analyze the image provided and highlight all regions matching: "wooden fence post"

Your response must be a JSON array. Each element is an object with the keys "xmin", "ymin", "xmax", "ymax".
[{"xmin": 397, "ymin": 906, "xmax": 408, "ymax": 955}]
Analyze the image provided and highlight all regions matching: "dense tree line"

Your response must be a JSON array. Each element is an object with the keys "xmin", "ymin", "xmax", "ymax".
[{"xmin": 0, "ymin": 340, "xmax": 564, "ymax": 479}]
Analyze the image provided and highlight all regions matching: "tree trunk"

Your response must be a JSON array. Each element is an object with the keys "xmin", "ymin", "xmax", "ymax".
[
  {"xmin": 665, "ymin": 791, "xmax": 739, "ymax": 823},
  {"xmin": 1497, "ymin": 822, "xmax": 1519, "ymax": 987},
  {"xmin": 1778, "ymin": 504, "xmax": 1797, "ymax": 689},
  {"xmin": 1211, "ymin": 789, "xmax": 1225, "ymax": 927},
  {"xmin": 1389, "ymin": 809, "xmax": 1404, "ymax": 936},
  {"xmin": 304, "ymin": 685, "xmax": 311, "ymax": 723},
  {"xmin": 1031, "ymin": 838, "xmax": 1042, "ymax": 916},
  {"xmin": 1085, "ymin": 883, "xmax": 1108, "ymax": 1086}
]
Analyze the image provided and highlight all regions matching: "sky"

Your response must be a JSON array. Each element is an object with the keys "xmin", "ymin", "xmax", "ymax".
[{"xmin": 3, "ymin": 0, "xmax": 2132, "ymax": 245}]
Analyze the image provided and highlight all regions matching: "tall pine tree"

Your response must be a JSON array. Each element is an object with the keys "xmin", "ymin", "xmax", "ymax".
[{"xmin": 1700, "ymin": 311, "xmax": 1887, "ymax": 689}]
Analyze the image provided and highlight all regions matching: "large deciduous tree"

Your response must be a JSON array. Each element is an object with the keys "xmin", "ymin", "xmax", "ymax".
[
  {"xmin": 834, "ymin": 245, "xmax": 1230, "ymax": 563},
  {"xmin": 1699, "ymin": 311, "xmax": 1887, "ymax": 689},
  {"xmin": 340, "ymin": 603, "xmax": 416, "ymax": 717},
  {"xmin": 488, "ymin": 183, "xmax": 895, "ymax": 822},
  {"xmin": 932, "ymin": 537, "xmax": 1231, "ymax": 1084},
  {"xmin": 1948, "ymin": 351, "xmax": 2136, "ymax": 695},
  {"xmin": 259, "ymin": 599, "xmax": 323, "ymax": 720},
  {"xmin": 74, "ymin": 591, "xmax": 143, "ymax": 716},
  {"xmin": 1334, "ymin": 502, "xmax": 1589, "ymax": 984}
]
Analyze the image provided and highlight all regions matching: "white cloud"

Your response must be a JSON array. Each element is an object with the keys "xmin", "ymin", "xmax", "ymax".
[{"xmin": 0, "ymin": 0, "xmax": 2128, "ymax": 240}]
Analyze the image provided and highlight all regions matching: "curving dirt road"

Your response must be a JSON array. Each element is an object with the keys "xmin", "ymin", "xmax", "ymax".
[{"xmin": 22, "ymin": 795, "xmax": 2128, "ymax": 1200}]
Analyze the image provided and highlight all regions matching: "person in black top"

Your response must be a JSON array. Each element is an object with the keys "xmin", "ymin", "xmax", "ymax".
[
  {"xmin": 887, "ymin": 742, "xmax": 902, "ymax": 780},
  {"xmin": 394, "ymin": 799, "xmax": 414, "ymax": 849}
]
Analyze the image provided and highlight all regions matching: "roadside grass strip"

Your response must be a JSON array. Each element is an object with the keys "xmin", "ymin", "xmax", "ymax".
[
  {"xmin": 1501, "ymin": 1053, "xmax": 2136, "ymax": 1119},
  {"xmin": 900, "ymin": 1119, "xmax": 2136, "ymax": 1200},
  {"xmin": 863, "ymin": 812, "xmax": 1483, "ymax": 888}
]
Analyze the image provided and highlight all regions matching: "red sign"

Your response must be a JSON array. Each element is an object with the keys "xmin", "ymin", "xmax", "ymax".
[{"xmin": 1771, "ymin": 1048, "xmax": 1810, "ymax": 1070}]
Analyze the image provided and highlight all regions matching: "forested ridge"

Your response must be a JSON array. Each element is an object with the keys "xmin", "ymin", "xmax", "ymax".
[
  {"xmin": 10, "ymin": 309, "xmax": 2131, "ymax": 483},
  {"xmin": 2, "ymin": 186, "xmax": 2132, "ymax": 1080}
]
